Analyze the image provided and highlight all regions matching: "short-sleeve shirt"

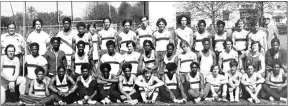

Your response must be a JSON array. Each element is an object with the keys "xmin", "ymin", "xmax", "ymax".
[
  {"xmin": 206, "ymin": 74, "xmax": 227, "ymax": 90},
  {"xmin": 27, "ymin": 31, "xmax": 50, "ymax": 55},
  {"xmin": 1, "ymin": 55, "xmax": 19, "ymax": 79},
  {"xmin": 25, "ymin": 55, "xmax": 48, "ymax": 79},
  {"xmin": 1, "ymin": 33, "xmax": 25, "ymax": 55},
  {"xmin": 100, "ymin": 52, "xmax": 124, "ymax": 75},
  {"xmin": 227, "ymin": 71, "xmax": 242, "ymax": 85}
]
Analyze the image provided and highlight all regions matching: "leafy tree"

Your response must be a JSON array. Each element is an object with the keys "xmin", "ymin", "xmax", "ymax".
[{"xmin": 85, "ymin": 2, "xmax": 118, "ymax": 23}]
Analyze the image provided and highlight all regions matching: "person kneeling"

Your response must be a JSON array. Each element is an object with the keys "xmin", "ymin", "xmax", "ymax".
[
  {"xmin": 75, "ymin": 63, "xmax": 98, "ymax": 105},
  {"xmin": 159, "ymin": 63, "xmax": 187, "ymax": 103},
  {"xmin": 19, "ymin": 66, "xmax": 55, "ymax": 105},
  {"xmin": 136, "ymin": 67, "xmax": 164, "ymax": 104}
]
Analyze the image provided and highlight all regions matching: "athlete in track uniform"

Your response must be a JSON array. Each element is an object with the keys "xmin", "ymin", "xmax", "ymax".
[
  {"xmin": 138, "ymin": 40, "xmax": 159, "ymax": 75},
  {"xmin": 123, "ymin": 41, "xmax": 141, "ymax": 75},
  {"xmin": 227, "ymin": 60, "xmax": 242, "ymax": 102},
  {"xmin": 213, "ymin": 20, "xmax": 229, "ymax": 56},
  {"xmin": 160, "ymin": 43, "xmax": 178, "ymax": 75},
  {"xmin": 118, "ymin": 19, "xmax": 137, "ymax": 54},
  {"xmin": 175, "ymin": 15, "xmax": 193, "ymax": 55},
  {"xmin": 71, "ymin": 41, "xmax": 92, "ymax": 77},
  {"xmin": 248, "ymin": 22, "xmax": 267, "ymax": 54},
  {"xmin": 87, "ymin": 23, "xmax": 100, "ymax": 67},
  {"xmin": 198, "ymin": 38, "xmax": 216, "ymax": 77},
  {"xmin": 218, "ymin": 39, "xmax": 238, "ymax": 74},
  {"xmin": 72, "ymin": 22, "xmax": 93, "ymax": 58},
  {"xmin": 99, "ymin": 17, "xmax": 117, "ymax": 56},
  {"xmin": 232, "ymin": 19, "xmax": 249, "ymax": 55},
  {"xmin": 193, "ymin": 20, "xmax": 212, "ymax": 52},
  {"xmin": 136, "ymin": 16, "xmax": 153, "ymax": 53}
]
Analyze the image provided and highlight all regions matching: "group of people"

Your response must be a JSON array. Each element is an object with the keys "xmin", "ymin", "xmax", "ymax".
[{"xmin": 0, "ymin": 13, "xmax": 287, "ymax": 105}]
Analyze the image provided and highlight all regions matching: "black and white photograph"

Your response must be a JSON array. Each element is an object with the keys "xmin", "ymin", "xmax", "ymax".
[{"xmin": 0, "ymin": 1, "xmax": 287, "ymax": 105}]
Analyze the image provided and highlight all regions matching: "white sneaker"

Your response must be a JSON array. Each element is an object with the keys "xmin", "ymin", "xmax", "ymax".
[
  {"xmin": 87, "ymin": 100, "xmax": 97, "ymax": 104},
  {"xmin": 194, "ymin": 97, "xmax": 201, "ymax": 103},
  {"xmin": 116, "ymin": 99, "xmax": 121, "ymax": 103},
  {"xmin": 280, "ymin": 98, "xmax": 287, "ymax": 103},
  {"xmin": 269, "ymin": 96, "xmax": 274, "ymax": 101},
  {"xmin": 77, "ymin": 100, "xmax": 83, "ymax": 105},
  {"xmin": 234, "ymin": 98, "xmax": 239, "ymax": 102},
  {"xmin": 205, "ymin": 97, "xmax": 213, "ymax": 101},
  {"xmin": 247, "ymin": 98, "xmax": 253, "ymax": 103}
]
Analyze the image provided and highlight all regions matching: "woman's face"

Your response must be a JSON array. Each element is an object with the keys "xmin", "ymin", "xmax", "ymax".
[
  {"xmin": 124, "ymin": 22, "xmax": 131, "ymax": 32},
  {"xmin": 247, "ymin": 66, "xmax": 254, "ymax": 75},
  {"xmin": 238, "ymin": 21, "xmax": 244, "ymax": 29},
  {"xmin": 251, "ymin": 43, "xmax": 259, "ymax": 52},
  {"xmin": 89, "ymin": 26, "xmax": 96, "ymax": 34},
  {"xmin": 6, "ymin": 47, "xmax": 15, "ymax": 58},
  {"xmin": 35, "ymin": 21, "xmax": 42, "ymax": 30},
  {"xmin": 144, "ymin": 42, "xmax": 151, "ymax": 52},
  {"xmin": 158, "ymin": 21, "xmax": 166, "ymax": 30},
  {"xmin": 104, "ymin": 19, "xmax": 111, "ymax": 29},
  {"xmin": 225, "ymin": 41, "xmax": 232, "ymax": 50},
  {"xmin": 212, "ymin": 66, "xmax": 219, "ymax": 75},
  {"xmin": 8, "ymin": 24, "xmax": 16, "ymax": 35},
  {"xmin": 181, "ymin": 17, "xmax": 187, "ymax": 27}
]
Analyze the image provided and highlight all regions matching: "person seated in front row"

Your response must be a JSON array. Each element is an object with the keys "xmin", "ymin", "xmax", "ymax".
[
  {"xmin": 227, "ymin": 60, "xmax": 242, "ymax": 102},
  {"xmin": 19, "ymin": 66, "xmax": 55, "ymax": 105},
  {"xmin": 96, "ymin": 62, "xmax": 118, "ymax": 104},
  {"xmin": 159, "ymin": 63, "xmax": 187, "ymax": 103},
  {"xmin": 115, "ymin": 63, "xmax": 140, "ymax": 105},
  {"xmin": 205, "ymin": 65, "xmax": 228, "ymax": 102},
  {"xmin": 1, "ymin": 44, "xmax": 26, "ymax": 104},
  {"xmin": 75, "ymin": 63, "xmax": 98, "ymax": 105},
  {"xmin": 49, "ymin": 66, "xmax": 78, "ymax": 105},
  {"xmin": 241, "ymin": 64, "xmax": 265, "ymax": 104},
  {"xmin": 136, "ymin": 67, "xmax": 164, "ymax": 104},
  {"xmin": 262, "ymin": 60, "xmax": 287, "ymax": 103},
  {"xmin": 184, "ymin": 62, "xmax": 210, "ymax": 103}
]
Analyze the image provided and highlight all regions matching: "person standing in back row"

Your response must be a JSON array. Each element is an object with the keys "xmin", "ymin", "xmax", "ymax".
[
  {"xmin": 118, "ymin": 19, "xmax": 137, "ymax": 54},
  {"xmin": 193, "ymin": 20, "xmax": 212, "ymax": 52},
  {"xmin": 136, "ymin": 16, "xmax": 154, "ymax": 53},
  {"xmin": 175, "ymin": 15, "xmax": 193, "ymax": 55},
  {"xmin": 99, "ymin": 17, "xmax": 118, "ymax": 56},
  {"xmin": 72, "ymin": 22, "xmax": 93, "ymax": 58}
]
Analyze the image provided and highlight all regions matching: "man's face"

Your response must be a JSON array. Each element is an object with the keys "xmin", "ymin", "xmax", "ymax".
[
  {"xmin": 104, "ymin": 19, "xmax": 111, "ymax": 29},
  {"xmin": 202, "ymin": 41, "xmax": 210, "ymax": 50},
  {"xmin": 158, "ymin": 21, "xmax": 165, "ymax": 30},
  {"xmin": 271, "ymin": 42, "xmax": 279, "ymax": 52},
  {"xmin": 82, "ymin": 68, "xmax": 89, "ymax": 78},
  {"xmin": 217, "ymin": 24, "xmax": 224, "ymax": 33},
  {"xmin": 35, "ymin": 21, "xmax": 42, "ymax": 30},
  {"xmin": 124, "ymin": 22, "xmax": 131, "ymax": 32},
  {"xmin": 144, "ymin": 71, "xmax": 152, "ymax": 79},
  {"xmin": 52, "ymin": 40, "xmax": 60, "ymax": 50},
  {"xmin": 238, "ymin": 21, "xmax": 244, "ymax": 29},
  {"xmin": 6, "ymin": 47, "xmax": 15, "ymax": 58},
  {"xmin": 226, "ymin": 41, "xmax": 232, "ymax": 50},
  {"xmin": 167, "ymin": 70, "xmax": 175, "ymax": 76},
  {"xmin": 141, "ymin": 17, "xmax": 148, "ymax": 27},
  {"xmin": 103, "ymin": 68, "xmax": 110, "ymax": 76},
  {"xmin": 190, "ymin": 64, "xmax": 198, "ymax": 72},
  {"xmin": 36, "ymin": 71, "xmax": 44, "ymax": 81},
  {"xmin": 181, "ymin": 17, "xmax": 187, "ymax": 27},
  {"xmin": 8, "ymin": 24, "xmax": 16, "ymax": 35},
  {"xmin": 107, "ymin": 45, "xmax": 115, "ymax": 55},
  {"xmin": 57, "ymin": 68, "xmax": 66, "ymax": 78},
  {"xmin": 212, "ymin": 66, "xmax": 219, "ymax": 75},
  {"xmin": 272, "ymin": 64, "xmax": 280, "ymax": 74},
  {"xmin": 181, "ymin": 44, "xmax": 188, "ymax": 53},
  {"xmin": 264, "ymin": 18, "xmax": 270, "ymax": 25},
  {"xmin": 167, "ymin": 46, "xmax": 174, "ymax": 55},
  {"xmin": 77, "ymin": 44, "xmax": 85, "ymax": 53},
  {"xmin": 198, "ymin": 23, "xmax": 206, "ymax": 32},
  {"xmin": 77, "ymin": 26, "xmax": 86, "ymax": 35},
  {"xmin": 144, "ymin": 42, "xmax": 151, "ymax": 52},
  {"xmin": 63, "ymin": 21, "xmax": 71, "ymax": 31},
  {"xmin": 251, "ymin": 43, "xmax": 259, "ymax": 52},
  {"xmin": 123, "ymin": 68, "xmax": 131, "ymax": 78},
  {"xmin": 127, "ymin": 43, "xmax": 134, "ymax": 53},
  {"xmin": 247, "ymin": 66, "xmax": 254, "ymax": 75},
  {"xmin": 31, "ymin": 45, "xmax": 39, "ymax": 57},
  {"xmin": 230, "ymin": 66, "xmax": 237, "ymax": 74}
]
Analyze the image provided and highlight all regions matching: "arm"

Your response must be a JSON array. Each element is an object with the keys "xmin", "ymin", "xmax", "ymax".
[
  {"xmin": 71, "ymin": 55, "xmax": 75, "ymax": 75},
  {"xmin": 72, "ymin": 37, "xmax": 76, "ymax": 52},
  {"xmin": 265, "ymin": 72, "xmax": 277, "ymax": 86},
  {"xmin": 218, "ymin": 53, "xmax": 223, "ymax": 71},
  {"xmin": 42, "ymin": 64, "xmax": 48, "ymax": 77},
  {"xmin": 219, "ymin": 75, "xmax": 228, "ymax": 84},
  {"xmin": 169, "ymin": 30, "xmax": 175, "ymax": 45},
  {"xmin": 255, "ymin": 73, "xmax": 265, "ymax": 84},
  {"xmin": 178, "ymin": 74, "xmax": 187, "ymax": 99},
  {"xmin": 241, "ymin": 75, "xmax": 251, "ymax": 86},
  {"xmin": 45, "ymin": 81, "xmax": 50, "ymax": 96},
  {"xmin": 48, "ymin": 77, "xmax": 59, "ymax": 93},
  {"xmin": 67, "ymin": 75, "xmax": 78, "ymax": 95},
  {"xmin": 151, "ymin": 51, "xmax": 159, "ymax": 71},
  {"xmin": 281, "ymin": 74, "xmax": 287, "ymax": 87},
  {"xmin": 211, "ymin": 51, "xmax": 217, "ymax": 66},
  {"xmin": 258, "ymin": 54, "xmax": 265, "ymax": 74},
  {"xmin": 176, "ymin": 55, "xmax": 181, "ymax": 74},
  {"xmin": 88, "ymin": 35, "xmax": 94, "ymax": 56},
  {"xmin": 199, "ymin": 73, "xmax": 205, "ymax": 92},
  {"xmin": 11, "ymin": 57, "xmax": 20, "ymax": 81},
  {"xmin": 102, "ymin": 75, "xmax": 119, "ymax": 83},
  {"xmin": 190, "ymin": 29, "xmax": 194, "ymax": 48},
  {"xmin": 232, "ymin": 32, "xmax": 237, "ymax": 49},
  {"xmin": 137, "ymin": 54, "xmax": 144, "ymax": 74},
  {"xmin": 28, "ymin": 80, "xmax": 38, "ymax": 97},
  {"xmin": 151, "ymin": 76, "xmax": 164, "ymax": 88},
  {"xmin": 118, "ymin": 77, "xmax": 131, "ymax": 99}
]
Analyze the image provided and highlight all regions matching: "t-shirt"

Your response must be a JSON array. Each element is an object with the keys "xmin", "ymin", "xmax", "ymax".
[
  {"xmin": 100, "ymin": 52, "xmax": 124, "ymax": 75},
  {"xmin": 1, "ymin": 33, "xmax": 25, "ymax": 55},
  {"xmin": 25, "ymin": 55, "xmax": 48, "ymax": 79},
  {"xmin": 27, "ymin": 31, "xmax": 50, "ymax": 55}
]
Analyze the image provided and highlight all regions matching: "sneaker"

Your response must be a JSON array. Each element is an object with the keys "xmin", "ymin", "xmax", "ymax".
[
  {"xmin": 130, "ymin": 100, "xmax": 138, "ymax": 105},
  {"xmin": 101, "ymin": 99, "xmax": 107, "ymax": 104},
  {"xmin": 77, "ymin": 100, "xmax": 83, "ymax": 105},
  {"xmin": 234, "ymin": 98, "xmax": 239, "ymax": 103},
  {"xmin": 205, "ymin": 97, "xmax": 213, "ymax": 101},
  {"xmin": 280, "ymin": 98, "xmax": 287, "ymax": 103},
  {"xmin": 247, "ymin": 98, "xmax": 253, "ymax": 103},
  {"xmin": 116, "ymin": 99, "xmax": 121, "ymax": 103},
  {"xmin": 269, "ymin": 96, "xmax": 274, "ymax": 101},
  {"xmin": 213, "ymin": 96, "xmax": 220, "ymax": 102},
  {"xmin": 87, "ymin": 100, "xmax": 97, "ymax": 105},
  {"xmin": 222, "ymin": 96, "xmax": 228, "ymax": 102},
  {"xmin": 254, "ymin": 98, "xmax": 260, "ymax": 104},
  {"xmin": 194, "ymin": 97, "xmax": 201, "ymax": 103},
  {"xmin": 230, "ymin": 97, "xmax": 235, "ymax": 102}
]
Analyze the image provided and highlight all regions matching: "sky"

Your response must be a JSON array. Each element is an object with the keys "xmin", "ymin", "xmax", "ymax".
[{"xmin": 0, "ymin": 1, "xmax": 125, "ymax": 18}]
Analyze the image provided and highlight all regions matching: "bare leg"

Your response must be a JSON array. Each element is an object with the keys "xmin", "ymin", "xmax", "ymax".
[{"xmin": 16, "ymin": 77, "xmax": 26, "ymax": 94}]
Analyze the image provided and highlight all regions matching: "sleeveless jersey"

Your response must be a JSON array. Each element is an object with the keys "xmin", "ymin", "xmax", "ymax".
[
  {"xmin": 270, "ymin": 71, "xmax": 285, "ymax": 88},
  {"xmin": 33, "ymin": 79, "xmax": 46, "ymax": 97},
  {"xmin": 80, "ymin": 75, "xmax": 93, "ymax": 88},
  {"xmin": 57, "ymin": 29, "xmax": 77, "ymax": 56},
  {"xmin": 56, "ymin": 74, "xmax": 69, "ymax": 92},
  {"xmin": 74, "ymin": 33, "xmax": 90, "ymax": 53},
  {"xmin": 164, "ymin": 74, "xmax": 178, "ymax": 90},
  {"xmin": 249, "ymin": 30, "xmax": 266, "ymax": 48},
  {"xmin": 1, "ymin": 56, "xmax": 17, "ymax": 78},
  {"xmin": 245, "ymin": 51, "xmax": 261, "ymax": 72},
  {"xmin": 143, "ymin": 50, "xmax": 156, "ymax": 69},
  {"xmin": 153, "ymin": 30, "xmax": 171, "ymax": 52},
  {"xmin": 121, "ymin": 74, "xmax": 136, "ymax": 92},
  {"xmin": 214, "ymin": 32, "xmax": 228, "ymax": 52},
  {"xmin": 233, "ymin": 30, "xmax": 248, "ymax": 51},
  {"xmin": 119, "ymin": 30, "xmax": 136, "ymax": 52},
  {"xmin": 103, "ymin": 74, "xmax": 112, "ymax": 90},
  {"xmin": 75, "ymin": 53, "xmax": 89, "ymax": 74},
  {"xmin": 91, "ymin": 33, "xmax": 99, "ymax": 60},
  {"xmin": 175, "ymin": 27, "xmax": 193, "ymax": 49},
  {"xmin": 137, "ymin": 27, "xmax": 153, "ymax": 47},
  {"xmin": 99, "ymin": 28, "xmax": 117, "ymax": 50},
  {"xmin": 220, "ymin": 50, "xmax": 238, "ymax": 73},
  {"xmin": 188, "ymin": 72, "xmax": 201, "ymax": 89},
  {"xmin": 163, "ymin": 55, "xmax": 176, "ymax": 72},
  {"xmin": 194, "ymin": 31, "xmax": 210, "ymax": 52},
  {"xmin": 178, "ymin": 52, "xmax": 197, "ymax": 73},
  {"xmin": 123, "ymin": 52, "xmax": 141, "ymax": 74},
  {"xmin": 199, "ymin": 51, "xmax": 213, "ymax": 76}
]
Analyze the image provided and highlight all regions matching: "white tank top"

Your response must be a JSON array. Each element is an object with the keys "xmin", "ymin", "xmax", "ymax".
[
  {"xmin": 74, "ymin": 33, "xmax": 90, "ymax": 53},
  {"xmin": 75, "ymin": 53, "xmax": 89, "ymax": 74},
  {"xmin": 165, "ymin": 74, "xmax": 177, "ymax": 90},
  {"xmin": 99, "ymin": 28, "xmax": 116, "ymax": 50},
  {"xmin": 214, "ymin": 32, "xmax": 228, "ymax": 52},
  {"xmin": 1, "ymin": 56, "xmax": 17, "ymax": 77},
  {"xmin": 220, "ymin": 50, "xmax": 238, "ymax": 73},
  {"xmin": 200, "ymin": 51, "xmax": 213, "ymax": 76},
  {"xmin": 233, "ymin": 30, "xmax": 248, "ymax": 51},
  {"xmin": 179, "ymin": 52, "xmax": 197, "ymax": 73},
  {"xmin": 154, "ymin": 30, "xmax": 170, "ymax": 52},
  {"xmin": 56, "ymin": 74, "xmax": 69, "ymax": 92},
  {"xmin": 175, "ymin": 27, "xmax": 193, "ymax": 49},
  {"xmin": 80, "ymin": 75, "xmax": 93, "ymax": 88},
  {"xmin": 143, "ymin": 50, "xmax": 156, "ymax": 68},
  {"xmin": 163, "ymin": 55, "xmax": 176, "ymax": 72},
  {"xmin": 249, "ymin": 31, "xmax": 265, "ymax": 48},
  {"xmin": 91, "ymin": 33, "xmax": 99, "ymax": 60},
  {"xmin": 188, "ymin": 72, "xmax": 200, "ymax": 89},
  {"xmin": 194, "ymin": 31, "xmax": 209, "ymax": 51},
  {"xmin": 33, "ymin": 79, "xmax": 46, "ymax": 97},
  {"xmin": 119, "ymin": 30, "xmax": 136, "ymax": 51},
  {"xmin": 270, "ymin": 71, "xmax": 284, "ymax": 88},
  {"xmin": 57, "ymin": 29, "xmax": 77, "ymax": 55},
  {"xmin": 137, "ymin": 27, "xmax": 153, "ymax": 47},
  {"xmin": 122, "ymin": 74, "xmax": 136, "ymax": 92},
  {"xmin": 123, "ymin": 52, "xmax": 141, "ymax": 74},
  {"xmin": 103, "ymin": 74, "xmax": 112, "ymax": 90}
]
